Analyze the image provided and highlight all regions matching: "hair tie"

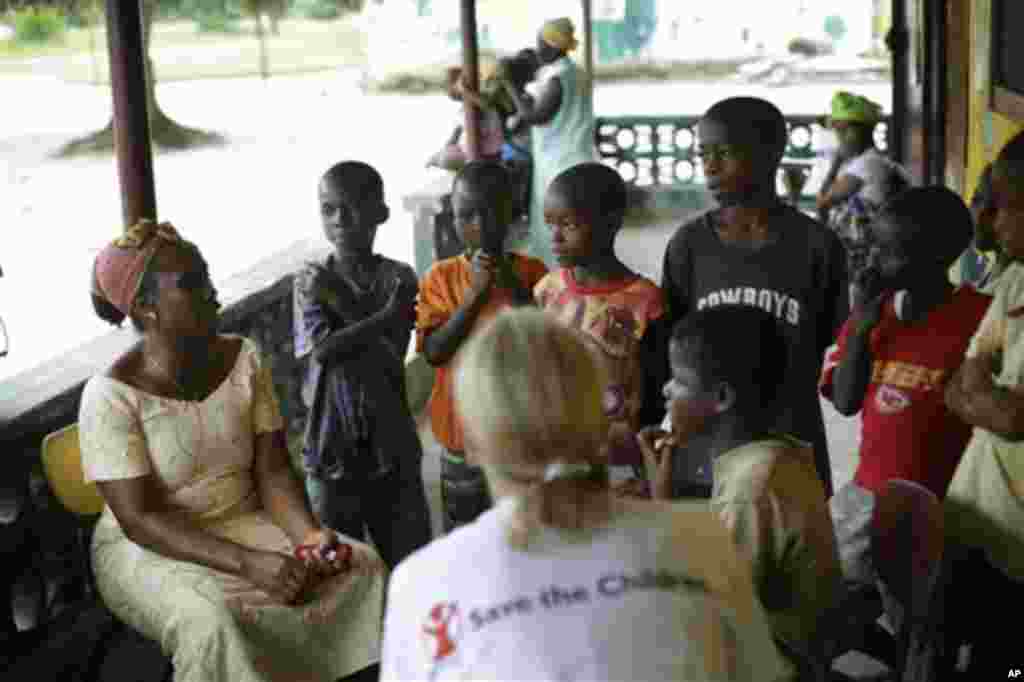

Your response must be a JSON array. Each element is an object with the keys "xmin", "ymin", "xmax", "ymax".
[{"xmin": 543, "ymin": 460, "xmax": 594, "ymax": 483}]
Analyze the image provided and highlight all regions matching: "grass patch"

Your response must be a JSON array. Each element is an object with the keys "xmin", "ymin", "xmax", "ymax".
[
  {"xmin": 0, "ymin": 17, "xmax": 365, "ymax": 81},
  {"xmin": 0, "ymin": 23, "xmax": 92, "ymax": 60}
]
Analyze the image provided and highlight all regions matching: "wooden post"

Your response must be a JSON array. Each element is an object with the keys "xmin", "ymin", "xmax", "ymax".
[
  {"xmin": 582, "ymin": 0, "xmax": 594, "ymax": 79},
  {"xmin": 460, "ymin": 0, "xmax": 482, "ymax": 161},
  {"xmin": 105, "ymin": 0, "xmax": 157, "ymax": 227}
]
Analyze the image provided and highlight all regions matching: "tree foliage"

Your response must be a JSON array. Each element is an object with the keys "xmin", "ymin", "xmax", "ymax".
[{"xmin": 10, "ymin": 6, "xmax": 65, "ymax": 43}]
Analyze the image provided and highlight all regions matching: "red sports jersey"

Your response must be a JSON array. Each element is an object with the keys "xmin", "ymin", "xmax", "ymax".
[{"xmin": 820, "ymin": 287, "xmax": 991, "ymax": 498}]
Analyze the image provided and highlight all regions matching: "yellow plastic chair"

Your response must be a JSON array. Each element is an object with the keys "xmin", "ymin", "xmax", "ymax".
[
  {"xmin": 40, "ymin": 423, "xmax": 103, "ymax": 600},
  {"xmin": 40, "ymin": 423, "xmax": 174, "ymax": 679},
  {"xmin": 41, "ymin": 423, "xmax": 104, "ymax": 518}
]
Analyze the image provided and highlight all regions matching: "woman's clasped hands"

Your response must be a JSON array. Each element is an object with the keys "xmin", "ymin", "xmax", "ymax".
[{"xmin": 241, "ymin": 528, "xmax": 382, "ymax": 605}]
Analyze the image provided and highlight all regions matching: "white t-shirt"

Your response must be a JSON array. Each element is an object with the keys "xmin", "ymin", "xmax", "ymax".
[{"xmin": 381, "ymin": 496, "xmax": 793, "ymax": 682}]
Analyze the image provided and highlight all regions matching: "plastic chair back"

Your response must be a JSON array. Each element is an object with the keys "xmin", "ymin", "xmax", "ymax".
[{"xmin": 41, "ymin": 424, "xmax": 104, "ymax": 517}]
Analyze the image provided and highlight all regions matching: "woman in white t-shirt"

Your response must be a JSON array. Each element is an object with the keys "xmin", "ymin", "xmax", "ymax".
[
  {"xmin": 816, "ymin": 91, "xmax": 911, "ymax": 285},
  {"xmin": 380, "ymin": 308, "xmax": 793, "ymax": 682}
]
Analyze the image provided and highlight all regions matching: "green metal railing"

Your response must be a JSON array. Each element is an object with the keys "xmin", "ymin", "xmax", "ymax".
[{"xmin": 594, "ymin": 114, "xmax": 890, "ymax": 208}]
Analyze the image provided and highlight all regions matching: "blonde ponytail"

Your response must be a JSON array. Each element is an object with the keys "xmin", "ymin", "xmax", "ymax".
[{"xmin": 454, "ymin": 309, "xmax": 613, "ymax": 549}]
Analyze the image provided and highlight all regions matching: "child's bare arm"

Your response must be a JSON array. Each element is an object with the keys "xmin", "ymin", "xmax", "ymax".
[
  {"xmin": 421, "ymin": 298, "xmax": 487, "ymax": 367},
  {"xmin": 817, "ymin": 174, "xmax": 865, "ymax": 212},
  {"xmin": 448, "ymin": 125, "xmax": 463, "ymax": 146},
  {"xmin": 422, "ymin": 253, "xmax": 495, "ymax": 367},
  {"xmin": 946, "ymin": 354, "xmax": 1024, "ymax": 440},
  {"xmin": 637, "ymin": 426, "xmax": 673, "ymax": 500},
  {"xmin": 502, "ymin": 76, "xmax": 562, "ymax": 126},
  {"xmin": 301, "ymin": 263, "xmax": 365, "ymax": 319},
  {"xmin": 832, "ymin": 269, "xmax": 886, "ymax": 415},
  {"xmin": 831, "ymin": 324, "xmax": 873, "ymax": 416},
  {"xmin": 313, "ymin": 309, "xmax": 402, "ymax": 366},
  {"xmin": 312, "ymin": 276, "xmax": 416, "ymax": 366}
]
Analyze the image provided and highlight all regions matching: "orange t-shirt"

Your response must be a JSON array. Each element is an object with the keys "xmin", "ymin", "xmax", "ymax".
[{"xmin": 416, "ymin": 253, "xmax": 548, "ymax": 453}]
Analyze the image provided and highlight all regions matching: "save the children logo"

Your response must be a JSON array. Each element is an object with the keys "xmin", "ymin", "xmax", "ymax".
[
  {"xmin": 416, "ymin": 571, "xmax": 706, "ymax": 676},
  {"xmin": 422, "ymin": 602, "xmax": 461, "ymax": 664}
]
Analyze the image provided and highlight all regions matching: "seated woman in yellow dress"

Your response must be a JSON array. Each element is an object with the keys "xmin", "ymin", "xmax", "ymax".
[{"xmin": 80, "ymin": 220, "xmax": 386, "ymax": 682}]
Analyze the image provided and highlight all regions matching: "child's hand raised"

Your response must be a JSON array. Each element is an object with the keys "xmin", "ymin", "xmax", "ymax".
[
  {"xmin": 301, "ymin": 263, "xmax": 341, "ymax": 307},
  {"xmin": 470, "ymin": 250, "xmax": 498, "ymax": 300},
  {"xmin": 637, "ymin": 426, "xmax": 674, "ymax": 501},
  {"xmin": 852, "ymin": 266, "xmax": 888, "ymax": 329}
]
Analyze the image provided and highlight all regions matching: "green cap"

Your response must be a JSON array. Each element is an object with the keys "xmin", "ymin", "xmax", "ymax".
[{"xmin": 828, "ymin": 91, "xmax": 883, "ymax": 125}]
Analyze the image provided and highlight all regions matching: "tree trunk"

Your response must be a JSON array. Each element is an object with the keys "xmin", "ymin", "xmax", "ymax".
[
  {"xmin": 254, "ymin": 13, "xmax": 269, "ymax": 79},
  {"xmin": 55, "ymin": 0, "xmax": 224, "ymax": 158}
]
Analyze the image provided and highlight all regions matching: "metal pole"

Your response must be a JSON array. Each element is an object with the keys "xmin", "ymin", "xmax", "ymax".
[
  {"xmin": 460, "ymin": 0, "xmax": 482, "ymax": 161},
  {"xmin": 582, "ymin": 0, "xmax": 594, "ymax": 80},
  {"xmin": 105, "ymin": 0, "xmax": 157, "ymax": 227}
]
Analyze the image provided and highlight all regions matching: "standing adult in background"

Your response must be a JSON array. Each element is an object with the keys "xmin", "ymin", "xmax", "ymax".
[
  {"xmin": 816, "ymin": 91, "xmax": 911, "ymax": 293},
  {"xmin": 502, "ymin": 17, "xmax": 597, "ymax": 268}
]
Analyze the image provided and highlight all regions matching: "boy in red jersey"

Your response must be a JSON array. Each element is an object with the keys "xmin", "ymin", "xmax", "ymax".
[{"xmin": 820, "ymin": 186, "xmax": 989, "ymax": 598}]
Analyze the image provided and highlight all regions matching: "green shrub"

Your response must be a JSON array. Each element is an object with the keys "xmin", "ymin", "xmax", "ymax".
[
  {"xmin": 13, "ymin": 7, "xmax": 66, "ymax": 45},
  {"xmin": 295, "ymin": 0, "xmax": 340, "ymax": 21},
  {"xmin": 65, "ymin": 1, "xmax": 102, "ymax": 30},
  {"xmin": 194, "ymin": 12, "xmax": 242, "ymax": 33}
]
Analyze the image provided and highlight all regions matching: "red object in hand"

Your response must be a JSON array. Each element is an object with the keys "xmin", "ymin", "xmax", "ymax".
[{"xmin": 294, "ymin": 542, "xmax": 353, "ymax": 571}]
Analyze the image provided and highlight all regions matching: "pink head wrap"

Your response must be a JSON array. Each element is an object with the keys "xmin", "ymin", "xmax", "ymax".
[{"xmin": 91, "ymin": 220, "xmax": 186, "ymax": 317}]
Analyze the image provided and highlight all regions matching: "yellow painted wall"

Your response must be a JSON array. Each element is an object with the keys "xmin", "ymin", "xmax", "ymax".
[{"xmin": 964, "ymin": 0, "xmax": 1024, "ymax": 199}]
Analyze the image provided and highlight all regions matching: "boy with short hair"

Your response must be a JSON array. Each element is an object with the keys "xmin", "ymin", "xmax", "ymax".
[
  {"xmin": 417, "ymin": 160, "xmax": 548, "ymax": 532},
  {"xmin": 661, "ymin": 96, "xmax": 848, "ymax": 496},
  {"xmin": 534, "ymin": 162, "xmax": 666, "ymax": 484},
  {"xmin": 944, "ymin": 132, "xmax": 1024, "ymax": 677},
  {"xmin": 821, "ymin": 186, "xmax": 990, "ymax": 501},
  {"xmin": 818, "ymin": 188, "xmax": 990, "ymax": 664},
  {"xmin": 295, "ymin": 161, "xmax": 433, "ymax": 569},
  {"xmin": 638, "ymin": 305, "xmax": 840, "ymax": 675}
]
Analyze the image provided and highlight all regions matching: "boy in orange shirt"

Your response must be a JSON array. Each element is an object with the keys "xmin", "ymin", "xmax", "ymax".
[{"xmin": 417, "ymin": 161, "xmax": 548, "ymax": 532}]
